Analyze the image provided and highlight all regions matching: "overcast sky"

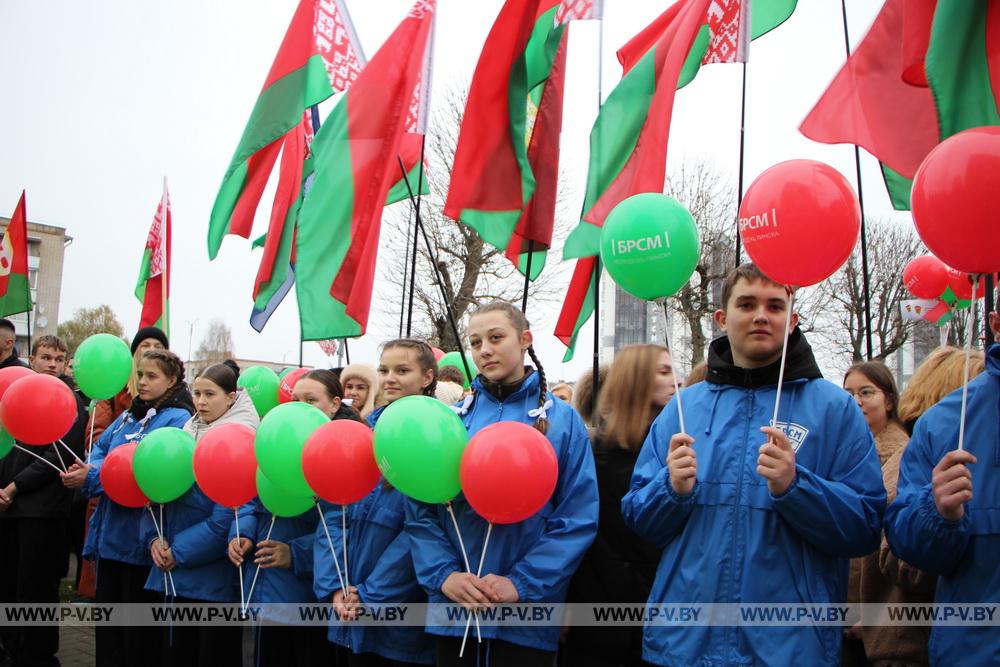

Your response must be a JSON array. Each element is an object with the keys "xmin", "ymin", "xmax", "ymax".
[{"xmin": 0, "ymin": 0, "xmax": 899, "ymax": 380}]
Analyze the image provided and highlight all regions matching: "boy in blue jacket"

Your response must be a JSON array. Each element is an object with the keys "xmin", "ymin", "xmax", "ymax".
[
  {"xmin": 885, "ymin": 301, "xmax": 1000, "ymax": 666},
  {"xmin": 622, "ymin": 264, "xmax": 885, "ymax": 667}
]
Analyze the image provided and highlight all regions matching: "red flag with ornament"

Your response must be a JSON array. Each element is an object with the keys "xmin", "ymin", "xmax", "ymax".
[{"xmin": 135, "ymin": 182, "xmax": 171, "ymax": 332}]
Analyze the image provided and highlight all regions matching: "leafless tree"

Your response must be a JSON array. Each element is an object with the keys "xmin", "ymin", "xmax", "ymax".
[
  {"xmin": 376, "ymin": 88, "xmax": 572, "ymax": 350},
  {"xmin": 813, "ymin": 218, "xmax": 926, "ymax": 363},
  {"xmin": 195, "ymin": 319, "xmax": 234, "ymax": 364}
]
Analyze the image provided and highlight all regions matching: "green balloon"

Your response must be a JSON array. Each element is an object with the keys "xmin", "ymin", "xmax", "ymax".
[
  {"xmin": 72, "ymin": 334, "xmax": 133, "ymax": 400},
  {"xmin": 0, "ymin": 427, "xmax": 13, "ymax": 460},
  {"xmin": 600, "ymin": 193, "xmax": 701, "ymax": 301},
  {"xmin": 133, "ymin": 427, "xmax": 196, "ymax": 504},
  {"xmin": 237, "ymin": 366, "xmax": 280, "ymax": 418},
  {"xmin": 438, "ymin": 352, "xmax": 476, "ymax": 389},
  {"xmin": 254, "ymin": 402, "xmax": 328, "ymax": 497},
  {"xmin": 255, "ymin": 469, "xmax": 314, "ymax": 518},
  {"xmin": 373, "ymin": 395, "xmax": 468, "ymax": 504}
]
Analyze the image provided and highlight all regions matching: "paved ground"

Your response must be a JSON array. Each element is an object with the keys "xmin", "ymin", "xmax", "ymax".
[
  {"xmin": 57, "ymin": 624, "xmax": 94, "ymax": 667},
  {"xmin": 56, "ymin": 557, "xmax": 94, "ymax": 667}
]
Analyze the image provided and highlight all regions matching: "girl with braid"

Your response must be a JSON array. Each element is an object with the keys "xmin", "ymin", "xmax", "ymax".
[
  {"xmin": 63, "ymin": 349, "xmax": 195, "ymax": 667},
  {"xmin": 405, "ymin": 301, "xmax": 599, "ymax": 667}
]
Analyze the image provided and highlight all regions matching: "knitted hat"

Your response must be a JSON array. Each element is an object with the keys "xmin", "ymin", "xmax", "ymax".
[{"xmin": 130, "ymin": 326, "xmax": 169, "ymax": 355}]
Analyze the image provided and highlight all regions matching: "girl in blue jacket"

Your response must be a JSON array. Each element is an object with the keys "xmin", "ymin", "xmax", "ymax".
[
  {"xmin": 228, "ymin": 370, "xmax": 354, "ymax": 667},
  {"xmin": 143, "ymin": 362, "xmax": 257, "ymax": 667},
  {"xmin": 406, "ymin": 301, "xmax": 599, "ymax": 666},
  {"xmin": 313, "ymin": 340, "xmax": 438, "ymax": 666},
  {"xmin": 63, "ymin": 348, "xmax": 194, "ymax": 667}
]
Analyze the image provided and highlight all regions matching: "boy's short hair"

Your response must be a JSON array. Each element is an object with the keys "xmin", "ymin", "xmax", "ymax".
[
  {"xmin": 31, "ymin": 335, "xmax": 67, "ymax": 356},
  {"xmin": 719, "ymin": 263, "xmax": 786, "ymax": 310}
]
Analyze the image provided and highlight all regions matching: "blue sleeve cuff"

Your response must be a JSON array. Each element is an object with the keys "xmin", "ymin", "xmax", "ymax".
[
  {"xmin": 665, "ymin": 477, "xmax": 699, "ymax": 505},
  {"xmin": 769, "ymin": 469, "xmax": 802, "ymax": 501}
]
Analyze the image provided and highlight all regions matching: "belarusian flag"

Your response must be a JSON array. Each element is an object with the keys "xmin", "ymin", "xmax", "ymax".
[
  {"xmin": 135, "ymin": 181, "xmax": 171, "ymax": 332},
  {"xmin": 249, "ymin": 112, "xmax": 313, "ymax": 332},
  {"xmin": 207, "ymin": 0, "xmax": 362, "ymax": 259},
  {"xmin": 562, "ymin": 0, "xmax": 711, "ymax": 261},
  {"xmin": 294, "ymin": 0, "xmax": 436, "ymax": 340},
  {"xmin": 564, "ymin": 0, "xmax": 798, "ymax": 261},
  {"xmin": 553, "ymin": 256, "xmax": 598, "ymax": 361},
  {"xmin": 0, "ymin": 191, "xmax": 32, "ymax": 318},
  {"xmin": 801, "ymin": 0, "xmax": 1000, "ymax": 210},
  {"xmin": 444, "ymin": 0, "xmax": 566, "ymax": 279}
]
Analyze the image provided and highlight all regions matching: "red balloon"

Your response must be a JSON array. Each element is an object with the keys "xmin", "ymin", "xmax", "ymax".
[
  {"xmin": 911, "ymin": 126, "xmax": 1000, "ymax": 274},
  {"xmin": 100, "ymin": 444, "xmax": 149, "ymax": 508},
  {"xmin": 460, "ymin": 422, "xmax": 557, "ymax": 524},
  {"xmin": 192, "ymin": 423, "xmax": 258, "ymax": 507},
  {"xmin": 739, "ymin": 160, "xmax": 861, "ymax": 287},
  {"xmin": 0, "ymin": 366, "xmax": 34, "ymax": 401},
  {"xmin": 302, "ymin": 420, "xmax": 379, "ymax": 504},
  {"xmin": 903, "ymin": 255, "xmax": 949, "ymax": 299},
  {"xmin": 431, "ymin": 347, "xmax": 445, "ymax": 362},
  {"xmin": 0, "ymin": 374, "xmax": 77, "ymax": 445},
  {"xmin": 278, "ymin": 368, "xmax": 310, "ymax": 404},
  {"xmin": 944, "ymin": 266, "xmax": 993, "ymax": 301}
]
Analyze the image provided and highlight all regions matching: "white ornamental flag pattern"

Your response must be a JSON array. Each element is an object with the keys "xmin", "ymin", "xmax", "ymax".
[
  {"xmin": 556, "ymin": 0, "xmax": 603, "ymax": 24},
  {"xmin": 703, "ymin": 0, "xmax": 750, "ymax": 65},
  {"xmin": 147, "ymin": 191, "xmax": 170, "ymax": 278},
  {"xmin": 314, "ymin": 0, "xmax": 366, "ymax": 92}
]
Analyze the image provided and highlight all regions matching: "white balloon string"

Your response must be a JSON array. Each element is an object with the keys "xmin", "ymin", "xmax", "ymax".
[
  {"xmin": 244, "ymin": 515, "xmax": 275, "ymax": 614},
  {"xmin": 316, "ymin": 503, "xmax": 347, "ymax": 597},
  {"xmin": 957, "ymin": 274, "xmax": 979, "ymax": 451},
  {"xmin": 770, "ymin": 288, "xmax": 797, "ymax": 434},
  {"xmin": 12, "ymin": 444, "xmax": 63, "ymax": 474},
  {"xmin": 459, "ymin": 523, "xmax": 494, "ymax": 657}
]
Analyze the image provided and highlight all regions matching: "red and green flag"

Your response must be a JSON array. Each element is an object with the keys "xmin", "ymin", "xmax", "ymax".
[
  {"xmin": 207, "ymin": 0, "xmax": 363, "ymax": 259},
  {"xmin": 135, "ymin": 182, "xmax": 171, "ymax": 333},
  {"xmin": 444, "ymin": 0, "xmax": 568, "ymax": 280},
  {"xmin": 555, "ymin": 0, "xmax": 797, "ymax": 358},
  {"xmin": 553, "ymin": 256, "xmax": 598, "ymax": 361},
  {"xmin": 294, "ymin": 0, "xmax": 436, "ymax": 340},
  {"xmin": 0, "ymin": 191, "xmax": 32, "ymax": 319},
  {"xmin": 801, "ymin": 0, "xmax": 1000, "ymax": 210}
]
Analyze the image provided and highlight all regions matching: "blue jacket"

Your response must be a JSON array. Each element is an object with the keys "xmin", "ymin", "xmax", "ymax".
[
  {"xmin": 230, "ymin": 499, "xmax": 317, "ymax": 606},
  {"xmin": 141, "ymin": 484, "xmax": 237, "ymax": 601},
  {"xmin": 82, "ymin": 406, "xmax": 192, "ymax": 566},
  {"xmin": 885, "ymin": 343, "xmax": 1000, "ymax": 666},
  {"xmin": 623, "ymin": 368, "xmax": 885, "ymax": 666},
  {"xmin": 405, "ymin": 370, "xmax": 599, "ymax": 652},
  {"xmin": 314, "ymin": 485, "xmax": 434, "ymax": 664}
]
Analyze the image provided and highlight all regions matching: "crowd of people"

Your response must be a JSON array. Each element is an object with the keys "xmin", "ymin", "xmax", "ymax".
[{"xmin": 0, "ymin": 262, "xmax": 997, "ymax": 667}]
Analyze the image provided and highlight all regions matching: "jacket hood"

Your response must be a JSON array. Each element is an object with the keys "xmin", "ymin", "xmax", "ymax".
[
  {"xmin": 707, "ymin": 327, "xmax": 822, "ymax": 389},
  {"xmin": 129, "ymin": 383, "xmax": 195, "ymax": 420},
  {"xmin": 183, "ymin": 389, "xmax": 260, "ymax": 440}
]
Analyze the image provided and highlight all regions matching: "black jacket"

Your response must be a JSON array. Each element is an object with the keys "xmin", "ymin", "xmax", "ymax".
[
  {"xmin": 564, "ymin": 429, "xmax": 661, "ymax": 665},
  {"xmin": 0, "ymin": 374, "xmax": 88, "ymax": 519},
  {"xmin": 0, "ymin": 348, "xmax": 27, "ymax": 370}
]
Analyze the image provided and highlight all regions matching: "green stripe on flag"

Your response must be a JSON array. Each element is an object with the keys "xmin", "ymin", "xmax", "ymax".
[
  {"xmin": 751, "ymin": 0, "xmax": 798, "ymax": 40},
  {"xmin": 208, "ymin": 54, "xmax": 333, "ymax": 258},
  {"xmin": 881, "ymin": 163, "xmax": 913, "ymax": 211},
  {"xmin": 564, "ymin": 50, "xmax": 657, "ymax": 260},
  {"xmin": 294, "ymin": 98, "xmax": 363, "ymax": 341},
  {"xmin": 926, "ymin": 3, "xmax": 1000, "ymax": 139},
  {"xmin": 0, "ymin": 273, "xmax": 31, "ymax": 319}
]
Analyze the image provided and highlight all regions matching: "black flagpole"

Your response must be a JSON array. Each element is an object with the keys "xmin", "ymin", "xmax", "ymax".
[
  {"xmin": 521, "ymin": 241, "xmax": 534, "ymax": 314},
  {"xmin": 840, "ymin": 0, "xmax": 874, "ymax": 359},
  {"xmin": 406, "ymin": 137, "xmax": 427, "ymax": 337},
  {"xmin": 397, "ymin": 157, "xmax": 473, "ymax": 382},
  {"xmin": 399, "ymin": 206, "xmax": 413, "ymax": 337},
  {"xmin": 591, "ymin": 16, "xmax": 605, "ymax": 428},
  {"xmin": 735, "ymin": 62, "xmax": 747, "ymax": 268}
]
